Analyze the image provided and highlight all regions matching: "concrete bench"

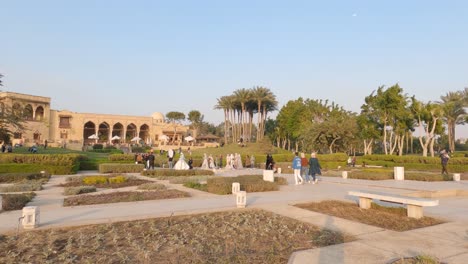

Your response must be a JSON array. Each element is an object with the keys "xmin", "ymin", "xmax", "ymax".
[{"xmin": 348, "ymin": 190, "xmax": 439, "ymax": 219}]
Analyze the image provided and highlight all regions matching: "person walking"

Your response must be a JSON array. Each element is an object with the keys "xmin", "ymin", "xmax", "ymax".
[
  {"xmin": 167, "ymin": 149, "xmax": 175, "ymax": 169},
  {"xmin": 147, "ymin": 150, "xmax": 155, "ymax": 170},
  {"xmin": 440, "ymin": 150, "xmax": 450, "ymax": 175},
  {"xmin": 308, "ymin": 152, "xmax": 322, "ymax": 184},
  {"xmin": 292, "ymin": 152, "xmax": 303, "ymax": 185},
  {"xmin": 300, "ymin": 153, "xmax": 310, "ymax": 183}
]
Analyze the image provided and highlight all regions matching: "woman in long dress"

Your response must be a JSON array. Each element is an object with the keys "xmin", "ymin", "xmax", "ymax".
[
  {"xmin": 201, "ymin": 153, "xmax": 209, "ymax": 169},
  {"xmin": 174, "ymin": 152, "xmax": 190, "ymax": 170}
]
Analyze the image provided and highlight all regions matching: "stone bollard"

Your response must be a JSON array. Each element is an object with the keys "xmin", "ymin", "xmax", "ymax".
[
  {"xmin": 453, "ymin": 173, "xmax": 460, "ymax": 182},
  {"xmin": 22, "ymin": 206, "xmax": 40, "ymax": 229},
  {"xmin": 277, "ymin": 167, "xmax": 282, "ymax": 174},
  {"xmin": 0, "ymin": 196, "xmax": 2, "ymax": 211},
  {"xmin": 236, "ymin": 191, "xmax": 247, "ymax": 208},
  {"xmin": 342, "ymin": 171, "xmax": 348, "ymax": 179},
  {"xmin": 232, "ymin": 182, "xmax": 240, "ymax": 195},
  {"xmin": 263, "ymin": 170, "xmax": 274, "ymax": 182},
  {"xmin": 394, "ymin": 167, "xmax": 405, "ymax": 181}
]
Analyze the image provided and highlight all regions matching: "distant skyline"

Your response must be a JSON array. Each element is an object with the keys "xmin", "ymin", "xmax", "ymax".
[{"xmin": 1, "ymin": 1, "xmax": 467, "ymax": 138}]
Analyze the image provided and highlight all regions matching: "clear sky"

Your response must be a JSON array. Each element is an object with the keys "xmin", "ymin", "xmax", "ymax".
[{"xmin": 1, "ymin": 1, "xmax": 467, "ymax": 138}]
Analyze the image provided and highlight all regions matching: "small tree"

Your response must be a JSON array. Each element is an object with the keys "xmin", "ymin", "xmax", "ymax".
[
  {"xmin": 0, "ymin": 74, "xmax": 26, "ymax": 143},
  {"xmin": 165, "ymin": 111, "xmax": 185, "ymax": 142},
  {"xmin": 187, "ymin": 110, "xmax": 203, "ymax": 136}
]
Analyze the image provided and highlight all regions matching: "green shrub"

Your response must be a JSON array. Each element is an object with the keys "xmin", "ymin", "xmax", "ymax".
[
  {"xmin": 274, "ymin": 177, "xmax": 288, "ymax": 185},
  {"xmin": 142, "ymin": 169, "xmax": 214, "ymax": 177},
  {"xmin": 0, "ymin": 164, "xmax": 79, "ymax": 175},
  {"xmin": 0, "ymin": 181, "xmax": 43, "ymax": 192},
  {"xmin": 0, "ymin": 154, "xmax": 83, "ymax": 166},
  {"xmin": 405, "ymin": 173, "xmax": 453, "ymax": 181},
  {"xmin": 93, "ymin": 144, "xmax": 104, "ymax": 150},
  {"xmin": 108, "ymin": 175, "xmax": 127, "ymax": 184},
  {"xmin": 137, "ymin": 183, "xmax": 167, "ymax": 190},
  {"xmin": 83, "ymin": 176, "xmax": 109, "ymax": 185},
  {"xmin": 0, "ymin": 172, "xmax": 50, "ymax": 183},
  {"xmin": 168, "ymin": 175, "xmax": 216, "ymax": 184},
  {"xmin": 348, "ymin": 170, "xmax": 393, "ymax": 180},
  {"xmin": 1, "ymin": 192, "xmax": 36, "ymax": 211},
  {"xmin": 183, "ymin": 182, "xmax": 208, "ymax": 191},
  {"xmin": 206, "ymin": 175, "xmax": 280, "ymax": 195},
  {"xmin": 109, "ymin": 154, "xmax": 135, "ymax": 162},
  {"xmin": 63, "ymin": 186, "xmax": 97, "ymax": 195},
  {"xmin": 99, "ymin": 163, "xmax": 144, "ymax": 173}
]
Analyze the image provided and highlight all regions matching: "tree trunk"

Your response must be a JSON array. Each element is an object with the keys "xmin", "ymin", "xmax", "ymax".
[{"xmin": 383, "ymin": 120, "xmax": 388, "ymax": 155}]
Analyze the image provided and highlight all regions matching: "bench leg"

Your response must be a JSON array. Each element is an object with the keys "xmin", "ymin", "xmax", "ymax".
[
  {"xmin": 359, "ymin": 197, "xmax": 372, "ymax": 209},
  {"xmin": 407, "ymin": 205, "xmax": 423, "ymax": 219}
]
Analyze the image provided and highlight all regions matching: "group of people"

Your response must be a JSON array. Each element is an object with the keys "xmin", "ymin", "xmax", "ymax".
[
  {"xmin": 201, "ymin": 153, "xmax": 217, "ymax": 169},
  {"xmin": 225, "ymin": 153, "xmax": 244, "ymax": 169},
  {"xmin": 134, "ymin": 151, "xmax": 156, "ymax": 170},
  {"xmin": 1, "ymin": 144, "xmax": 13, "ymax": 153},
  {"xmin": 292, "ymin": 152, "xmax": 321, "ymax": 185}
]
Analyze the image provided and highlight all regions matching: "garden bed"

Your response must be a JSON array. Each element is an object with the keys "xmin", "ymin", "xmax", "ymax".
[
  {"xmin": 295, "ymin": 200, "xmax": 444, "ymax": 231},
  {"xmin": 63, "ymin": 190, "xmax": 190, "ymax": 206},
  {"xmin": 0, "ymin": 209, "xmax": 353, "ymax": 263}
]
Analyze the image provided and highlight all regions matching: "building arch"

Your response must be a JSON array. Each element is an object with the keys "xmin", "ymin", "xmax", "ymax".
[
  {"xmin": 24, "ymin": 104, "xmax": 34, "ymax": 120},
  {"xmin": 98, "ymin": 122, "xmax": 110, "ymax": 142},
  {"xmin": 35, "ymin": 106, "xmax": 45, "ymax": 121},
  {"xmin": 12, "ymin": 103, "xmax": 22, "ymax": 116},
  {"xmin": 83, "ymin": 121, "xmax": 96, "ymax": 143},
  {"xmin": 139, "ymin": 124, "xmax": 150, "ymax": 143},
  {"xmin": 126, "ymin": 123, "xmax": 137, "ymax": 142},
  {"xmin": 112, "ymin": 122, "xmax": 124, "ymax": 138}
]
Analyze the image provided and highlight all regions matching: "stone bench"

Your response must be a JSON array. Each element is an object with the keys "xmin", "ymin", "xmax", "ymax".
[{"xmin": 348, "ymin": 190, "xmax": 439, "ymax": 219}]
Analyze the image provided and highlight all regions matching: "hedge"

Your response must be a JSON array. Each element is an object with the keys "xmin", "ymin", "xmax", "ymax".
[
  {"xmin": 63, "ymin": 186, "xmax": 97, "ymax": 196},
  {"xmin": 98, "ymin": 163, "xmax": 145, "ymax": 173},
  {"xmin": 0, "ymin": 164, "xmax": 79, "ymax": 175},
  {"xmin": 0, "ymin": 154, "xmax": 83, "ymax": 166},
  {"xmin": 206, "ymin": 175, "xmax": 285, "ymax": 195},
  {"xmin": 362, "ymin": 154, "xmax": 468, "ymax": 165},
  {"xmin": 0, "ymin": 172, "xmax": 51, "ymax": 183},
  {"xmin": 142, "ymin": 169, "xmax": 215, "ymax": 177},
  {"xmin": 1, "ymin": 192, "xmax": 36, "ymax": 211}
]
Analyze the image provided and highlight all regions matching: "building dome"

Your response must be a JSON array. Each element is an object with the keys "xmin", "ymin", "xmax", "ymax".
[{"xmin": 151, "ymin": 112, "xmax": 165, "ymax": 121}]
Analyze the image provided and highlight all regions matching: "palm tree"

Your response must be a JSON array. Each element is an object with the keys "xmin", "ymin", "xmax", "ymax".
[
  {"xmin": 260, "ymin": 90, "xmax": 278, "ymax": 140},
  {"xmin": 439, "ymin": 89, "xmax": 467, "ymax": 153},
  {"xmin": 233, "ymin": 88, "xmax": 252, "ymax": 142},
  {"xmin": 214, "ymin": 96, "xmax": 230, "ymax": 144}
]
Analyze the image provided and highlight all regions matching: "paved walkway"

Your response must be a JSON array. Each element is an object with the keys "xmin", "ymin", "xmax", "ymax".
[{"xmin": 1, "ymin": 169, "xmax": 468, "ymax": 263}]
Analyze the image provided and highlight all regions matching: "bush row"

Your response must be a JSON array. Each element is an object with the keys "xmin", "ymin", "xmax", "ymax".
[
  {"xmin": 347, "ymin": 170, "xmax": 454, "ymax": 181},
  {"xmin": 0, "ymin": 192, "xmax": 36, "ymax": 211},
  {"xmin": 0, "ymin": 164, "xmax": 79, "ymax": 175},
  {"xmin": 0, "ymin": 182, "xmax": 43, "ymax": 193},
  {"xmin": 98, "ymin": 163, "xmax": 145, "ymax": 173},
  {"xmin": 142, "ymin": 169, "xmax": 215, "ymax": 177},
  {"xmin": 362, "ymin": 154, "xmax": 468, "ymax": 165},
  {"xmin": 0, "ymin": 172, "xmax": 51, "ymax": 183},
  {"xmin": 63, "ymin": 186, "xmax": 97, "ymax": 196},
  {"xmin": 206, "ymin": 175, "xmax": 286, "ymax": 195},
  {"xmin": 0, "ymin": 154, "xmax": 83, "ymax": 166}
]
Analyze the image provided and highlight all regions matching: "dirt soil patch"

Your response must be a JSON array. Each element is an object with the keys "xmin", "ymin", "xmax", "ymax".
[
  {"xmin": 295, "ymin": 200, "xmax": 445, "ymax": 231},
  {"xmin": 63, "ymin": 190, "xmax": 190, "ymax": 206},
  {"xmin": 0, "ymin": 209, "xmax": 353, "ymax": 263}
]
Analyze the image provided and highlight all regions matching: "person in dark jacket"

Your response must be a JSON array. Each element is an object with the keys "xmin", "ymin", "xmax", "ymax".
[{"xmin": 308, "ymin": 152, "xmax": 321, "ymax": 184}]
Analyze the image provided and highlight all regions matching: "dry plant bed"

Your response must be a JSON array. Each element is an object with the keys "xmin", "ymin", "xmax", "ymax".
[
  {"xmin": 63, "ymin": 190, "xmax": 190, "ymax": 207},
  {"xmin": 389, "ymin": 255, "xmax": 445, "ymax": 264},
  {"xmin": 60, "ymin": 177, "xmax": 151, "ymax": 189},
  {"xmin": 0, "ymin": 210, "xmax": 353, "ymax": 263},
  {"xmin": 295, "ymin": 200, "xmax": 445, "ymax": 231}
]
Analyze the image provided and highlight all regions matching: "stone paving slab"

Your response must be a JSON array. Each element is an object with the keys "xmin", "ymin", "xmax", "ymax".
[{"xmin": 288, "ymin": 241, "xmax": 399, "ymax": 264}]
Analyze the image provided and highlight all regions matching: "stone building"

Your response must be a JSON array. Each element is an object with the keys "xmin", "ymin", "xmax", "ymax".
[{"xmin": 0, "ymin": 91, "xmax": 191, "ymax": 149}]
